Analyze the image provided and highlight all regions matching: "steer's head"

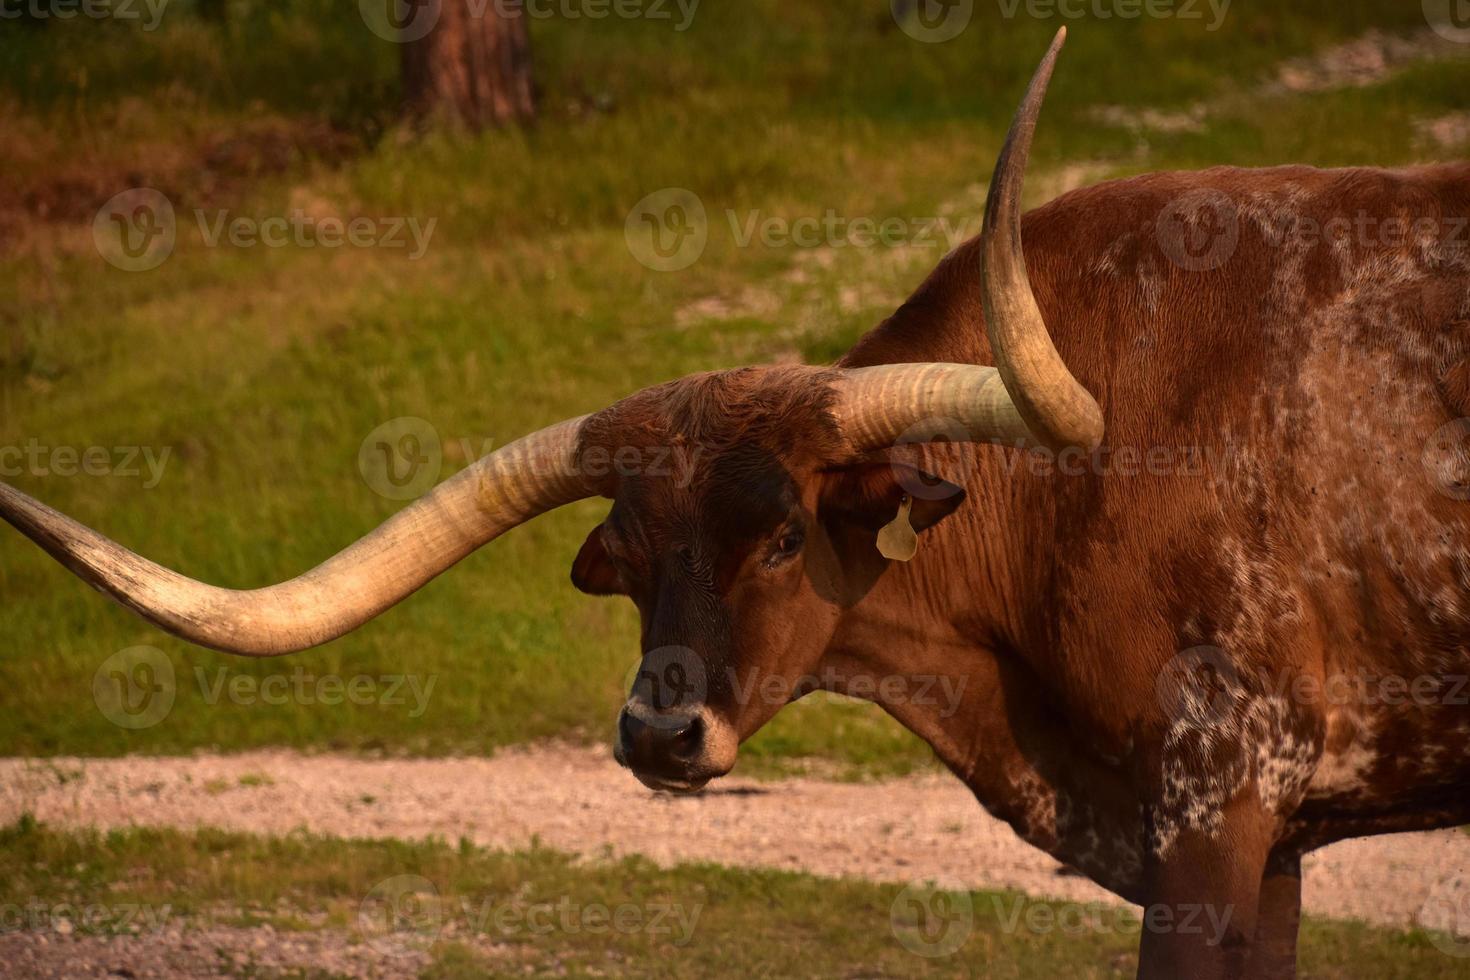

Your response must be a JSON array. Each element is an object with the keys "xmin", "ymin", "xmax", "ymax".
[
  {"xmin": 571, "ymin": 367, "xmax": 970, "ymax": 791},
  {"xmin": 0, "ymin": 30, "xmax": 1102, "ymax": 793}
]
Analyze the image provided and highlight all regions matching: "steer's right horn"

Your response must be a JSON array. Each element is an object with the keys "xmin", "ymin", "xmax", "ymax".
[
  {"xmin": 0, "ymin": 30, "xmax": 1103, "ymax": 660},
  {"xmin": 0, "ymin": 417, "xmax": 592, "ymax": 657}
]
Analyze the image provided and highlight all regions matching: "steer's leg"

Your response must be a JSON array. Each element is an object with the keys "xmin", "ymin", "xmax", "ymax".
[
  {"xmin": 1135, "ymin": 787, "xmax": 1275, "ymax": 980},
  {"xmin": 1244, "ymin": 850, "xmax": 1302, "ymax": 980}
]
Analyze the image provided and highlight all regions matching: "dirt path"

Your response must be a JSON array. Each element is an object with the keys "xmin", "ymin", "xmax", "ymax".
[{"xmin": 4, "ymin": 745, "xmax": 1468, "ymax": 935}]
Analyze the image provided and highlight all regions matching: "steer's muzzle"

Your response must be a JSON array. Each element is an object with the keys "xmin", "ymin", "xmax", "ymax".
[{"xmin": 615, "ymin": 700, "xmax": 731, "ymax": 793}]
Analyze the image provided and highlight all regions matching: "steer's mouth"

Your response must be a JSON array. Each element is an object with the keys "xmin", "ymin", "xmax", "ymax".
[
  {"xmin": 626, "ymin": 769, "xmax": 712, "ymax": 795},
  {"xmin": 612, "ymin": 742, "xmax": 723, "ymax": 795}
]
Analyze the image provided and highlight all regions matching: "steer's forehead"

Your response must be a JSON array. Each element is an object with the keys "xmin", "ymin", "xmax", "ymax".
[
  {"xmin": 576, "ymin": 367, "xmax": 843, "ymax": 493},
  {"xmin": 609, "ymin": 461, "xmax": 799, "ymax": 550},
  {"xmin": 576, "ymin": 367, "xmax": 840, "ymax": 544}
]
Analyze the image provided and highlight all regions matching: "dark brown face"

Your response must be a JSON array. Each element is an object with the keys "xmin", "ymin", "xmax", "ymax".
[{"xmin": 568, "ymin": 372, "xmax": 966, "ymax": 792}]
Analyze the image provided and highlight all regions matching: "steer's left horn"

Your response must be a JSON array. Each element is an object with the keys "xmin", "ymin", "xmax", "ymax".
[
  {"xmin": 979, "ymin": 26, "xmax": 1104, "ymax": 453},
  {"xmin": 829, "ymin": 28, "xmax": 1102, "ymax": 456},
  {"xmin": 0, "ymin": 417, "xmax": 592, "ymax": 656}
]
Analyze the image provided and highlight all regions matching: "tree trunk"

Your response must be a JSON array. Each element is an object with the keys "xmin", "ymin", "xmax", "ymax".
[{"xmin": 401, "ymin": 0, "xmax": 535, "ymax": 130}]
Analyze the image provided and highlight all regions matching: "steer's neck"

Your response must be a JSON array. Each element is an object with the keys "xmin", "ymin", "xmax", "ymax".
[
  {"xmin": 825, "ymin": 447, "xmax": 1040, "ymax": 773},
  {"xmin": 822, "ymin": 446, "xmax": 1129, "ymax": 842},
  {"xmin": 824, "ymin": 512, "xmax": 1143, "ymax": 887}
]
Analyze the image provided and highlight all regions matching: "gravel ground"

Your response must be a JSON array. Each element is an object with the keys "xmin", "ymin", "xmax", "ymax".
[
  {"xmin": 0, "ymin": 924, "xmax": 436, "ymax": 980},
  {"xmin": 2, "ymin": 747, "xmax": 1468, "ymax": 976},
  {"xmin": 3, "ymin": 745, "xmax": 1467, "ymax": 932}
]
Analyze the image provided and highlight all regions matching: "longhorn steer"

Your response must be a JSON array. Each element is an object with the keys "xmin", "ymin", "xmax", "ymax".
[{"xmin": 4, "ymin": 28, "xmax": 1469, "ymax": 980}]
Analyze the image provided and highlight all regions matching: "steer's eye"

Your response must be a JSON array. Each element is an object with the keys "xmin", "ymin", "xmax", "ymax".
[{"xmin": 769, "ymin": 529, "xmax": 805, "ymax": 565}]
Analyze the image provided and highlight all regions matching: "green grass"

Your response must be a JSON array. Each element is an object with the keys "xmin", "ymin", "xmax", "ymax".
[
  {"xmin": 1, "ymin": 0, "xmax": 1467, "ymax": 765},
  {"xmin": 1, "ymin": 816, "xmax": 1464, "ymax": 979}
]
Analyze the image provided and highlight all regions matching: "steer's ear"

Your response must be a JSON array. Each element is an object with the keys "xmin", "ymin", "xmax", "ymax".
[
  {"xmin": 571, "ymin": 524, "xmax": 627, "ymax": 596},
  {"xmin": 820, "ymin": 462, "xmax": 966, "ymax": 534}
]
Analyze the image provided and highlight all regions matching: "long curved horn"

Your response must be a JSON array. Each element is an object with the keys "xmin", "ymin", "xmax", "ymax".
[
  {"xmin": 0, "ymin": 417, "xmax": 590, "ymax": 656},
  {"xmin": 979, "ymin": 26, "xmax": 1104, "ymax": 453},
  {"xmin": 827, "ymin": 30, "xmax": 1101, "ymax": 456}
]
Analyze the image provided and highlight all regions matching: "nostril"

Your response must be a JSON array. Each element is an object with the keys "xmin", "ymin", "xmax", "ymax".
[
  {"xmin": 621, "ymin": 706, "xmax": 703, "ymax": 764},
  {"xmin": 669, "ymin": 714, "xmax": 703, "ymax": 759}
]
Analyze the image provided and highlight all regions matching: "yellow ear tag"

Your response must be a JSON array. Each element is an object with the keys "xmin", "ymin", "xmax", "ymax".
[{"xmin": 876, "ymin": 495, "xmax": 918, "ymax": 562}]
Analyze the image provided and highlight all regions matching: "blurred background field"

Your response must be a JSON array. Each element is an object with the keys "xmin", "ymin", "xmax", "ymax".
[{"xmin": 3, "ymin": 0, "xmax": 1468, "ymax": 774}]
